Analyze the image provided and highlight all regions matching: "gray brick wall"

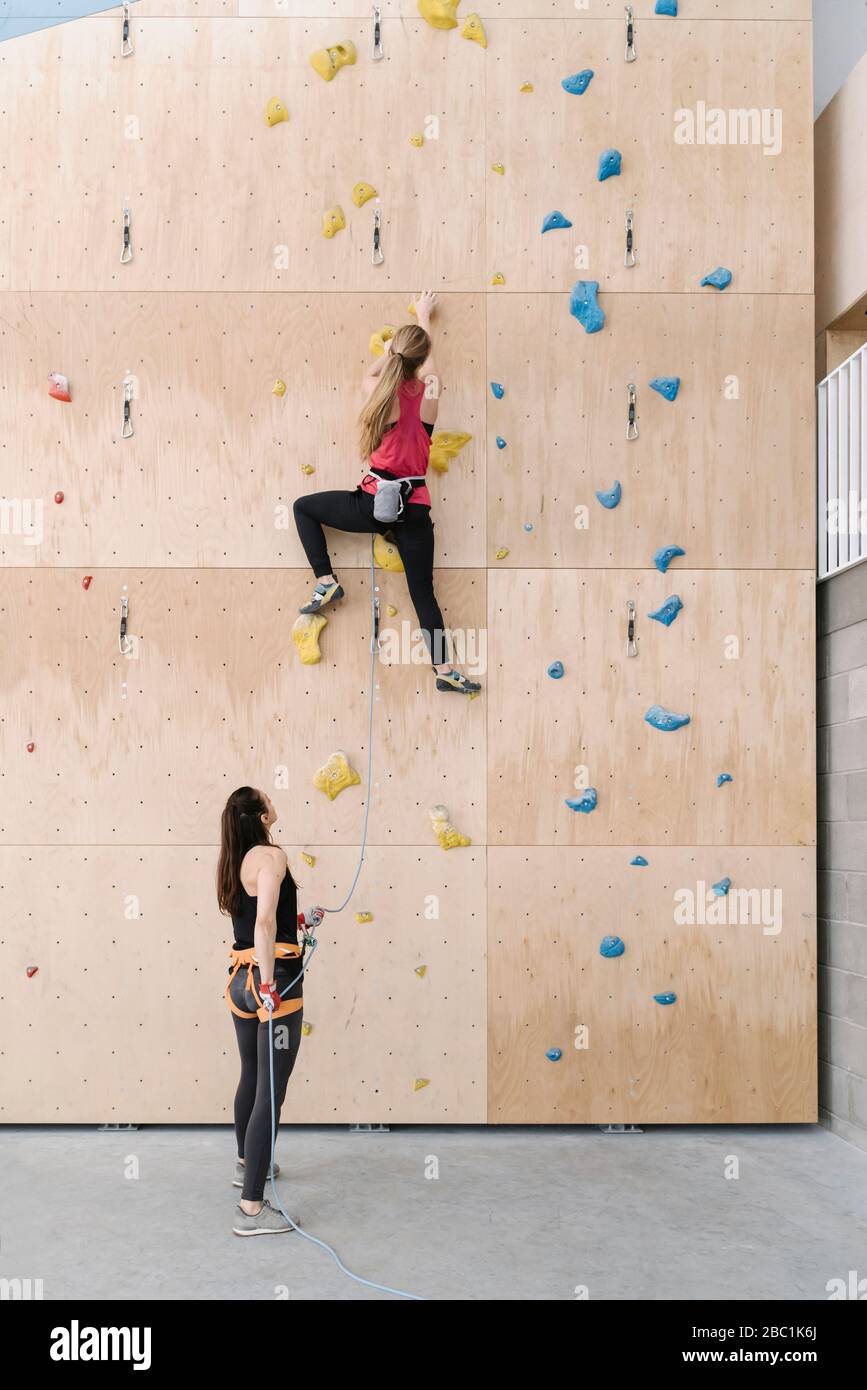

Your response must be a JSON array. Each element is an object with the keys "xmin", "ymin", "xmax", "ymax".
[{"xmin": 818, "ymin": 560, "xmax": 867, "ymax": 1153}]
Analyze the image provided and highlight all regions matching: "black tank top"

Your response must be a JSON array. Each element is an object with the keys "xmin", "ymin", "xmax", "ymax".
[{"xmin": 231, "ymin": 871, "xmax": 298, "ymax": 951}]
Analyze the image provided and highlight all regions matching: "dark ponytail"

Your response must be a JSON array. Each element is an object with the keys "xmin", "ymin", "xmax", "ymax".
[{"xmin": 216, "ymin": 786, "xmax": 273, "ymax": 916}]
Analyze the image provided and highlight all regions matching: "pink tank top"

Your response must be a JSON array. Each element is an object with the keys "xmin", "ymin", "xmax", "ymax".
[{"xmin": 360, "ymin": 379, "xmax": 432, "ymax": 508}]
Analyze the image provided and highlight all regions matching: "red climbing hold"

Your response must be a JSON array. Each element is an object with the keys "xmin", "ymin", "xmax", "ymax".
[
  {"xmin": 82, "ymin": 575, "xmax": 93, "ymax": 590},
  {"xmin": 54, "ymin": 491, "xmax": 64, "ymax": 504},
  {"xmin": 26, "ymin": 742, "xmax": 35, "ymax": 753},
  {"xmin": 26, "ymin": 966, "xmax": 38, "ymax": 978},
  {"xmin": 48, "ymin": 372, "xmax": 71, "ymax": 403}
]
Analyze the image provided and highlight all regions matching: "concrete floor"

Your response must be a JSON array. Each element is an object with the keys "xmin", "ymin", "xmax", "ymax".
[{"xmin": 3, "ymin": 1123, "xmax": 865, "ymax": 1301}]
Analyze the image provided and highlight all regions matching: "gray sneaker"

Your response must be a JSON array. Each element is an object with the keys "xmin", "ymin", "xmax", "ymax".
[
  {"xmin": 232, "ymin": 1160, "xmax": 280, "ymax": 1189},
  {"xmin": 232, "ymin": 1199, "xmax": 298, "ymax": 1237}
]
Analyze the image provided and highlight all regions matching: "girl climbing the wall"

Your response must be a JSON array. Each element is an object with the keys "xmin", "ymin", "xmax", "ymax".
[
  {"xmin": 218, "ymin": 786, "xmax": 321, "ymax": 1237},
  {"xmin": 293, "ymin": 290, "xmax": 481, "ymax": 694}
]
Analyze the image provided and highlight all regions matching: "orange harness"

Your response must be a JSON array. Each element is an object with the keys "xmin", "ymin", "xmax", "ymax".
[{"xmin": 226, "ymin": 944, "xmax": 304, "ymax": 1022}]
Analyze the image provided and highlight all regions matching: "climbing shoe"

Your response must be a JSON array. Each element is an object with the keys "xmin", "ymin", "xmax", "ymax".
[
  {"xmin": 435, "ymin": 669, "xmax": 482, "ymax": 695},
  {"xmin": 232, "ymin": 1160, "xmax": 280, "ymax": 1189},
  {"xmin": 299, "ymin": 579, "xmax": 344, "ymax": 614},
  {"xmin": 232, "ymin": 1199, "xmax": 298, "ymax": 1237}
]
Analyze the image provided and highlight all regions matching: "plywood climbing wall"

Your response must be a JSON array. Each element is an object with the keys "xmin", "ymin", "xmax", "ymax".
[{"xmin": 0, "ymin": 2, "xmax": 815, "ymax": 1124}]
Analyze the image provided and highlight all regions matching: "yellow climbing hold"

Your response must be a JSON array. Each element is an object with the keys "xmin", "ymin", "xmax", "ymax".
[
  {"xmin": 491, "ymin": 271, "xmax": 505, "ymax": 286},
  {"xmin": 272, "ymin": 379, "xmax": 286, "ymax": 397},
  {"xmin": 301, "ymin": 1021, "xmax": 312, "ymax": 1036},
  {"xmin": 462, "ymin": 14, "xmax": 487, "ymax": 47},
  {"xmin": 301, "ymin": 851, "xmax": 316, "ymax": 867},
  {"xmin": 292, "ymin": 613, "xmax": 327, "ymax": 666},
  {"xmin": 495, "ymin": 546, "xmax": 510, "ymax": 560},
  {"xmin": 417, "ymin": 0, "xmax": 458, "ymax": 30},
  {"xmin": 429, "ymin": 431, "xmax": 472, "ymax": 475},
  {"xmin": 309, "ymin": 40, "xmax": 357, "ymax": 82},
  {"xmin": 520, "ymin": 81, "xmax": 533, "ymax": 93},
  {"xmin": 313, "ymin": 750, "xmax": 361, "ymax": 801},
  {"xmin": 322, "ymin": 206, "xmax": 346, "ymax": 239},
  {"xmin": 413, "ymin": 1078, "xmax": 430, "ymax": 1092},
  {"xmin": 356, "ymin": 910, "xmax": 373, "ymax": 924},
  {"xmin": 265, "ymin": 98, "xmax": 288, "ymax": 127},
  {"xmin": 429, "ymin": 804, "xmax": 471, "ymax": 850},
  {"xmin": 352, "ymin": 181, "xmax": 377, "ymax": 208},
  {"xmin": 491, "ymin": 162, "xmax": 505, "ymax": 176},
  {"xmin": 415, "ymin": 965, "xmax": 427, "ymax": 978},
  {"xmin": 369, "ymin": 325, "xmax": 396, "ymax": 357},
  {"xmin": 386, "ymin": 604, "xmax": 398, "ymax": 617},
  {"xmin": 373, "ymin": 532, "xmax": 404, "ymax": 572},
  {"xmin": 410, "ymin": 133, "xmax": 424, "ymax": 148},
  {"xmin": 300, "ymin": 463, "xmax": 315, "ymax": 475}
]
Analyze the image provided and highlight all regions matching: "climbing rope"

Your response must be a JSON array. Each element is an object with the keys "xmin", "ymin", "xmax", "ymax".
[{"xmin": 261, "ymin": 537, "xmax": 423, "ymax": 1300}]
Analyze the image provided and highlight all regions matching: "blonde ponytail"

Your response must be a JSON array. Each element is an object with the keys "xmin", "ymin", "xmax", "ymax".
[{"xmin": 358, "ymin": 324, "xmax": 431, "ymax": 460}]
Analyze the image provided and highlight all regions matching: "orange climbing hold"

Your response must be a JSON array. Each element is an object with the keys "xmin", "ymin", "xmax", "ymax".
[{"xmin": 48, "ymin": 372, "xmax": 71, "ymax": 402}]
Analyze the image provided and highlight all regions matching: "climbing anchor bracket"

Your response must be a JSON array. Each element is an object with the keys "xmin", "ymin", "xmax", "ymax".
[
  {"xmin": 626, "ymin": 599, "xmax": 638, "ymax": 658},
  {"xmin": 624, "ymin": 208, "xmax": 635, "ymax": 267},
  {"xmin": 626, "ymin": 383, "xmax": 638, "ymax": 440},
  {"xmin": 372, "ymin": 6, "xmax": 384, "ymax": 61},
  {"xmin": 625, "ymin": 6, "xmax": 637, "ymax": 63},
  {"xmin": 372, "ymin": 207, "xmax": 384, "ymax": 266}
]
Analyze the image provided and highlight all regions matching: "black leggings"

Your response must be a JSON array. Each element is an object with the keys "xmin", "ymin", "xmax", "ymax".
[
  {"xmin": 230, "ymin": 964, "xmax": 303, "ymax": 1203},
  {"xmin": 293, "ymin": 489, "xmax": 450, "ymax": 666}
]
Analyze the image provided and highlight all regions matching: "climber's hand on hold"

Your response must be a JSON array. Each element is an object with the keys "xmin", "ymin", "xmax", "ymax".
[
  {"xmin": 413, "ymin": 289, "xmax": 437, "ymax": 325},
  {"xmin": 258, "ymin": 980, "xmax": 281, "ymax": 1013}
]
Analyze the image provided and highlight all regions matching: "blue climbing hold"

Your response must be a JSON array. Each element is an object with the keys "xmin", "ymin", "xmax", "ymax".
[
  {"xmin": 523, "ymin": 522, "xmax": 534, "ymax": 532},
  {"xmin": 546, "ymin": 1048, "xmax": 562, "ymax": 1062},
  {"xmin": 655, "ymin": 0, "xmax": 677, "ymax": 14},
  {"xmin": 547, "ymin": 661, "xmax": 565, "ymax": 679},
  {"xmin": 630, "ymin": 855, "xmax": 649, "ymax": 867},
  {"xmin": 648, "ymin": 595, "xmax": 683, "ymax": 627},
  {"xmin": 649, "ymin": 376, "xmax": 680, "ymax": 402},
  {"xmin": 653, "ymin": 544, "xmax": 685, "ymax": 573},
  {"xmin": 561, "ymin": 69, "xmax": 594, "ymax": 95},
  {"xmin": 600, "ymin": 935, "xmax": 625, "ymax": 958},
  {"xmin": 654, "ymin": 992, "xmax": 677, "ymax": 1005},
  {"xmin": 712, "ymin": 877, "xmax": 731, "ymax": 897},
  {"xmin": 490, "ymin": 381, "xmax": 505, "ymax": 399},
  {"xmin": 716, "ymin": 772, "xmax": 733, "ymax": 787},
  {"xmin": 700, "ymin": 266, "xmax": 732, "ymax": 291},
  {"xmin": 541, "ymin": 210, "xmax": 573, "ymax": 234},
  {"xmin": 495, "ymin": 436, "xmax": 507, "ymax": 449},
  {"xmin": 644, "ymin": 705, "xmax": 690, "ymax": 732},
  {"xmin": 597, "ymin": 148, "xmax": 621, "ymax": 182},
  {"xmin": 570, "ymin": 280, "xmax": 605, "ymax": 334},
  {"xmin": 565, "ymin": 788, "xmax": 597, "ymax": 813},
  {"xmin": 595, "ymin": 480, "xmax": 622, "ymax": 509}
]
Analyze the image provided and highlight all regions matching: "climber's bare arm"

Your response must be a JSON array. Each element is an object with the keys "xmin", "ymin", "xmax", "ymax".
[{"xmin": 412, "ymin": 291, "xmax": 442, "ymax": 426}]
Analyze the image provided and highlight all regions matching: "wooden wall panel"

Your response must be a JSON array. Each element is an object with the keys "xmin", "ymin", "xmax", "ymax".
[
  {"xmin": 3, "ymin": 18, "xmax": 486, "ymax": 291},
  {"xmin": 486, "ymin": 19, "xmax": 812, "ymax": 294},
  {"xmin": 0, "ymin": 293, "xmax": 485, "ymax": 569},
  {"xmin": 0, "ymin": 568, "xmax": 487, "ymax": 846},
  {"xmin": 487, "ymin": 569, "xmax": 815, "ymax": 846},
  {"xmin": 239, "ymin": 3, "xmax": 812, "ymax": 20},
  {"xmin": 486, "ymin": 292, "xmax": 814, "ymax": 570},
  {"xmin": 488, "ymin": 846, "xmax": 816, "ymax": 1124},
  {"xmin": 814, "ymin": 49, "xmax": 867, "ymax": 331},
  {"xmin": 0, "ymin": 846, "xmax": 486, "ymax": 1122}
]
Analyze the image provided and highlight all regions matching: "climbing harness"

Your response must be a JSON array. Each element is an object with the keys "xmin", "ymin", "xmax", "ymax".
[
  {"xmin": 367, "ymin": 468, "xmax": 427, "ymax": 523},
  {"xmin": 372, "ymin": 208, "xmax": 384, "ymax": 267},
  {"xmin": 626, "ymin": 599, "xmax": 638, "ymax": 658},
  {"xmin": 626, "ymin": 383, "xmax": 638, "ymax": 440},
  {"xmin": 226, "ymin": 943, "xmax": 304, "ymax": 1023},
  {"xmin": 372, "ymin": 6, "xmax": 384, "ymax": 61},
  {"xmin": 625, "ymin": 6, "xmax": 637, "ymax": 63},
  {"xmin": 624, "ymin": 209, "xmax": 636, "ymax": 268},
  {"xmin": 122, "ymin": 377, "xmax": 134, "ymax": 438},
  {"xmin": 256, "ymin": 536, "xmax": 421, "ymax": 1298},
  {"xmin": 120, "ymin": 206, "xmax": 132, "ymax": 264},
  {"xmin": 121, "ymin": 2, "xmax": 134, "ymax": 58}
]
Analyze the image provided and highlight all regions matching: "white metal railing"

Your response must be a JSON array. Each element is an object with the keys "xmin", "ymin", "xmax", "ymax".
[{"xmin": 817, "ymin": 343, "xmax": 867, "ymax": 580}]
